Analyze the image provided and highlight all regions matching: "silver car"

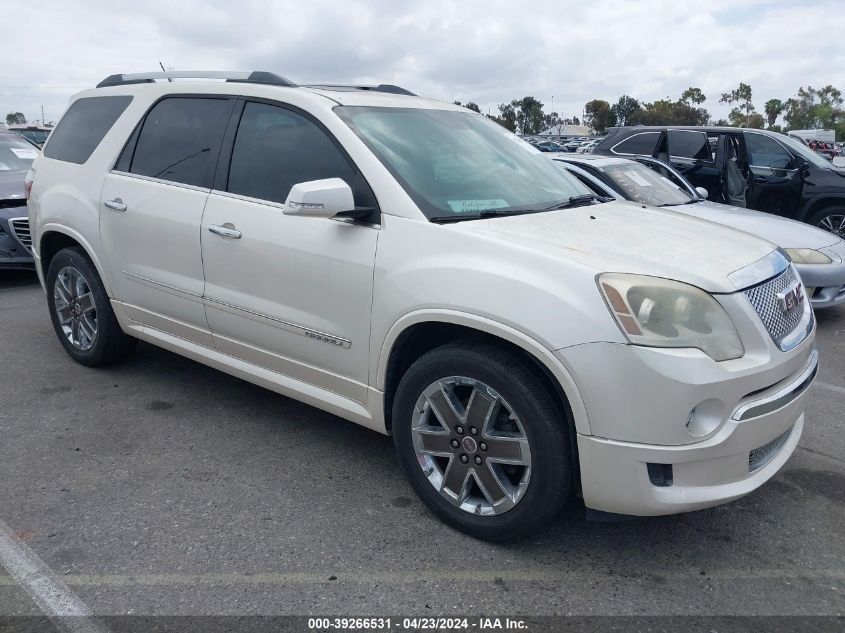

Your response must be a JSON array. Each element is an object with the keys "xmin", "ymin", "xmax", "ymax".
[{"xmin": 552, "ymin": 153, "xmax": 845, "ymax": 309}]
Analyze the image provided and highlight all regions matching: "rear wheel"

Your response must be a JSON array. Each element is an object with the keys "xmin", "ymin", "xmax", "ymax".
[
  {"xmin": 809, "ymin": 206, "xmax": 845, "ymax": 238},
  {"xmin": 46, "ymin": 247, "xmax": 137, "ymax": 366},
  {"xmin": 392, "ymin": 341, "xmax": 571, "ymax": 541}
]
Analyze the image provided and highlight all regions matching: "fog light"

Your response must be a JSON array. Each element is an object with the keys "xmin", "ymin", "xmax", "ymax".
[{"xmin": 685, "ymin": 401, "xmax": 723, "ymax": 437}]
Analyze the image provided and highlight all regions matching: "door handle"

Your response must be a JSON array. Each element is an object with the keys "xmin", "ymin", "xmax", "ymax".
[
  {"xmin": 208, "ymin": 224, "xmax": 242, "ymax": 239},
  {"xmin": 104, "ymin": 198, "xmax": 127, "ymax": 212}
]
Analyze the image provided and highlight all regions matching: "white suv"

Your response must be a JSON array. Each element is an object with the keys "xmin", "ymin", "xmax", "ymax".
[{"xmin": 27, "ymin": 71, "xmax": 817, "ymax": 540}]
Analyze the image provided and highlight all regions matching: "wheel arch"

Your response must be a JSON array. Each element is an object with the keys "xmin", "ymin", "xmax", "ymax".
[
  {"xmin": 799, "ymin": 194, "xmax": 845, "ymax": 223},
  {"xmin": 377, "ymin": 310, "xmax": 590, "ymax": 439},
  {"xmin": 38, "ymin": 225, "xmax": 114, "ymax": 296}
]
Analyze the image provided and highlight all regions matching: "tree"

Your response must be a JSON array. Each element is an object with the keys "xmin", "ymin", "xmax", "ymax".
[
  {"xmin": 720, "ymin": 82, "xmax": 756, "ymax": 127},
  {"xmin": 681, "ymin": 87, "xmax": 706, "ymax": 106},
  {"xmin": 747, "ymin": 113, "xmax": 765, "ymax": 129},
  {"xmin": 763, "ymin": 98, "xmax": 784, "ymax": 128},
  {"xmin": 454, "ymin": 101, "xmax": 481, "ymax": 113},
  {"xmin": 511, "ymin": 96, "xmax": 545, "ymax": 135},
  {"xmin": 610, "ymin": 95, "xmax": 640, "ymax": 126},
  {"xmin": 584, "ymin": 99, "xmax": 612, "ymax": 134},
  {"xmin": 542, "ymin": 111, "xmax": 562, "ymax": 131},
  {"xmin": 783, "ymin": 85, "xmax": 844, "ymax": 137},
  {"xmin": 494, "ymin": 102, "xmax": 517, "ymax": 132},
  {"xmin": 5, "ymin": 112, "xmax": 25, "ymax": 125}
]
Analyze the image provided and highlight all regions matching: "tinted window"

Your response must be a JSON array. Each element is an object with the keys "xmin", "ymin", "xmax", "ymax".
[
  {"xmin": 0, "ymin": 134, "xmax": 39, "ymax": 171},
  {"xmin": 43, "ymin": 96, "xmax": 132, "ymax": 164},
  {"xmin": 227, "ymin": 102, "xmax": 357, "ymax": 204},
  {"xmin": 611, "ymin": 132, "xmax": 659, "ymax": 156},
  {"xmin": 668, "ymin": 130, "xmax": 710, "ymax": 161},
  {"xmin": 130, "ymin": 97, "xmax": 231, "ymax": 187},
  {"xmin": 744, "ymin": 133, "xmax": 795, "ymax": 169}
]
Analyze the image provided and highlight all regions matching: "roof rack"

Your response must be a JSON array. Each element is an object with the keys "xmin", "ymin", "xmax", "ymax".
[
  {"xmin": 304, "ymin": 84, "xmax": 417, "ymax": 96},
  {"xmin": 96, "ymin": 71, "xmax": 297, "ymax": 88}
]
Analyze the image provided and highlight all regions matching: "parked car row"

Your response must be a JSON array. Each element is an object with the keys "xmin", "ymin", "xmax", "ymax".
[
  {"xmin": 20, "ymin": 73, "xmax": 822, "ymax": 540},
  {"xmin": 592, "ymin": 126, "xmax": 845, "ymax": 238},
  {"xmin": 525, "ymin": 136, "xmax": 601, "ymax": 153}
]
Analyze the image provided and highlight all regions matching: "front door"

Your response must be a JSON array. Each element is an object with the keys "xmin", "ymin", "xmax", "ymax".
[
  {"xmin": 200, "ymin": 100, "xmax": 379, "ymax": 402},
  {"xmin": 100, "ymin": 96, "xmax": 234, "ymax": 344},
  {"xmin": 742, "ymin": 131, "xmax": 804, "ymax": 216}
]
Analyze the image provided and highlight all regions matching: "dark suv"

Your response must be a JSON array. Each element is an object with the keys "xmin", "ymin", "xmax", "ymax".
[{"xmin": 592, "ymin": 126, "xmax": 845, "ymax": 237}]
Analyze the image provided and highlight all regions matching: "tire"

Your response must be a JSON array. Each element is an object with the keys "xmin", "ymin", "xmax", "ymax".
[
  {"xmin": 808, "ymin": 206, "xmax": 845, "ymax": 238},
  {"xmin": 392, "ymin": 341, "xmax": 571, "ymax": 541},
  {"xmin": 46, "ymin": 247, "xmax": 137, "ymax": 366}
]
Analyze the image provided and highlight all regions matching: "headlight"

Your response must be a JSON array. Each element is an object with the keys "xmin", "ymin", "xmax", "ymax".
[
  {"xmin": 598, "ymin": 273, "xmax": 744, "ymax": 362},
  {"xmin": 784, "ymin": 248, "xmax": 832, "ymax": 265}
]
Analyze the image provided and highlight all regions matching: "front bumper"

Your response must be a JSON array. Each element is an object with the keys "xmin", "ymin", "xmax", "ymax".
[
  {"xmin": 795, "ymin": 261, "xmax": 845, "ymax": 309},
  {"xmin": 574, "ymin": 349, "xmax": 816, "ymax": 515},
  {"xmin": 560, "ymin": 293, "xmax": 816, "ymax": 516}
]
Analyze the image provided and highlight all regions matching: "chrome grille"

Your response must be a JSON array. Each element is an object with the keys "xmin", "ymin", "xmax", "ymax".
[
  {"xmin": 9, "ymin": 218, "xmax": 32, "ymax": 254},
  {"xmin": 749, "ymin": 426, "xmax": 792, "ymax": 472},
  {"xmin": 743, "ymin": 266, "xmax": 805, "ymax": 349}
]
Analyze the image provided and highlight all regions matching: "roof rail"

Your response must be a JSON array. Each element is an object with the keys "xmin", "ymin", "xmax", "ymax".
[
  {"xmin": 96, "ymin": 71, "xmax": 297, "ymax": 88},
  {"xmin": 304, "ymin": 83, "xmax": 417, "ymax": 96}
]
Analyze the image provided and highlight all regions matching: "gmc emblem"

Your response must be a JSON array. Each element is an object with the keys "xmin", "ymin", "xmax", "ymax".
[{"xmin": 777, "ymin": 282, "xmax": 804, "ymax": 314}]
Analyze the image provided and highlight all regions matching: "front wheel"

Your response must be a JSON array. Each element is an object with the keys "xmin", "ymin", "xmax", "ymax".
[
  {"xmin": 392, "ymin": 341, "xmax": 572, "ymax": 541},
  {"xmin": 46, "ymin": 247, "xmax": 137, "ymax": 366},
  {"xmin": 809, "ymin": 206, "xmax": 845, "ymax": 238}
]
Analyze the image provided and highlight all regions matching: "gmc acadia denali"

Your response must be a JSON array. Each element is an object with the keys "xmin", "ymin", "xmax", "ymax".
[{"xmin": 26, "ymin": 71, "xmax": 817, "ymax": 539}]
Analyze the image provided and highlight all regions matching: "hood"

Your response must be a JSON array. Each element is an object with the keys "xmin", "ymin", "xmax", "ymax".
[
  {"xmin": 0, "ymin": 169, "xmax": 27, "ymax": 202},
  {"xmin": 447, "ymin": 200, "xmax": 776, "ymax": 293},
  {"xmin": 676, "ymin": 200, "xmax": 840, "ymax": 250}
]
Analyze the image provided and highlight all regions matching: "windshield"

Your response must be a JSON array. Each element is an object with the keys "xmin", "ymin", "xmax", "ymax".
[
  {"xmin": 335, "ymin": 107, "xmax": 593, "ymax": 219},
  {"xmin": 778, "ymin": 134, "xmax": 834, "ymax": 169},
  {"xmin": 597, "ymin": 162, "xmax": 694, "ymax": 206},
  {"xmin": 0, "ymin": 136, "xmax": 39, "ymax": 171}
]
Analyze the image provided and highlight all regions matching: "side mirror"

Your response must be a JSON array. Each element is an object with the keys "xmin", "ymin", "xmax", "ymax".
[
  {"xmin": 284, "ymin": 178, "xmax": 355, "ymax": 218},
  {"xmin": 695, "ymin": 186, "xmax": 709, "ymax": 199}
]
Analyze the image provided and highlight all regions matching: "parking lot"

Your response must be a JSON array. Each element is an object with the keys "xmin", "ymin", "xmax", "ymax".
[{"xmin": 0, "ymin": 268, "xmax": 842, "ymax": 617}]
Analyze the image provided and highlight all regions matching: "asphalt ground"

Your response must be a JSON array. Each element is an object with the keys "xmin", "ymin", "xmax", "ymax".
[{"xmin": 0, "ymin": 269, "xmax": 842, "ymax": 622}]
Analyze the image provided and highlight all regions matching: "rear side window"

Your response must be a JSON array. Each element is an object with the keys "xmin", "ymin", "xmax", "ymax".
[
  {"xmin": 611, "ymin": 132, "xmax": 659, "ymax": 156},
  {"xmin": 668, "ymin": 130, "xmax": 711, "ymax": 161},
  {"xmin": 43, "ymin": 96, "xmax": 132, "ymax": 164},
  {"xmin": 227, "ymin": 101, "xmax": 360, "ymax": 204},
  {"xmin": 130, "ymin": 97, "xmax": 232, "ymax": 188},
  {"xmin": 744, "ymin": 133, "xmax": 795, "ymax": 169}
]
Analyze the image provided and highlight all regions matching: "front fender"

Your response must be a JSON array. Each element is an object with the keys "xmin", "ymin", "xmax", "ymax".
[{"xmin": 376, "ymin": 308, "xmax": 592, "ymax": 436}]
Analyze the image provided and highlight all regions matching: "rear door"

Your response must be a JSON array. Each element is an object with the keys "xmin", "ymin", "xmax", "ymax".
[
  {"xmin": 662, "ymin": 129, "xmax": 721, "ymax": 199},
  {"xmin": 200, "ymin": 99, "xmax": 379, "ymax": 403},
  {"xmin": 100, "ymin": 96, "xmax": 234, "ymax": 345},
  {"xmin": 742, "ymin": 131, "xmax": 803, "ymax": 216}
]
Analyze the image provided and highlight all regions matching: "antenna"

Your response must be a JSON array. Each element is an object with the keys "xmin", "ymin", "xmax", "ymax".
[{"xmin": 159, "ymin": 61, "xmax": 173, "ymax": 82}]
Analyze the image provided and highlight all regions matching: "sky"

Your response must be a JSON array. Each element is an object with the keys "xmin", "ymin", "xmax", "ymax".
[{"xmin": 2, "ymin": 0, "xmax": 844, "ymax": 127}]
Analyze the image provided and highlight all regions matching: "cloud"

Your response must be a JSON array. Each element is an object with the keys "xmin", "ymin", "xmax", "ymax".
[{"xmin": 1, "ymin": 0, "xmax": 843, "ymax": 125}]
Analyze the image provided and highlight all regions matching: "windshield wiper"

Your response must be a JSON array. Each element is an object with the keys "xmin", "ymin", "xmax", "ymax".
[
  {"xmin": 429, "ymin": 209, "xmax": 529, "ymax": 224},
  {"xmin": 660, "ymin": 198, "xmax": 703, "ymax": 207},
  {"xmin": 542, "ymin": 194, "xmax": 613, "ymax": 210}
]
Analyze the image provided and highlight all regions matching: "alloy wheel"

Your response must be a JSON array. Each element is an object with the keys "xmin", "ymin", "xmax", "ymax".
[
  {"xmin": 53, "ymin": 266, "xmax": 98, "ymax": 351},
  {"xmin": 817, "ymin": 213, "xmax": 845, "ymax": 238},
  {"xmin": 411, "ymin": 377, "xmax": 531, "ymax": 516}
]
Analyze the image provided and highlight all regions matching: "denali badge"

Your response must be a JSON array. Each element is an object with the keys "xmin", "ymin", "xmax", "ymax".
[{"xmin": 777, "ymin": 282, "xmax": 804, "ymax": 314}]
